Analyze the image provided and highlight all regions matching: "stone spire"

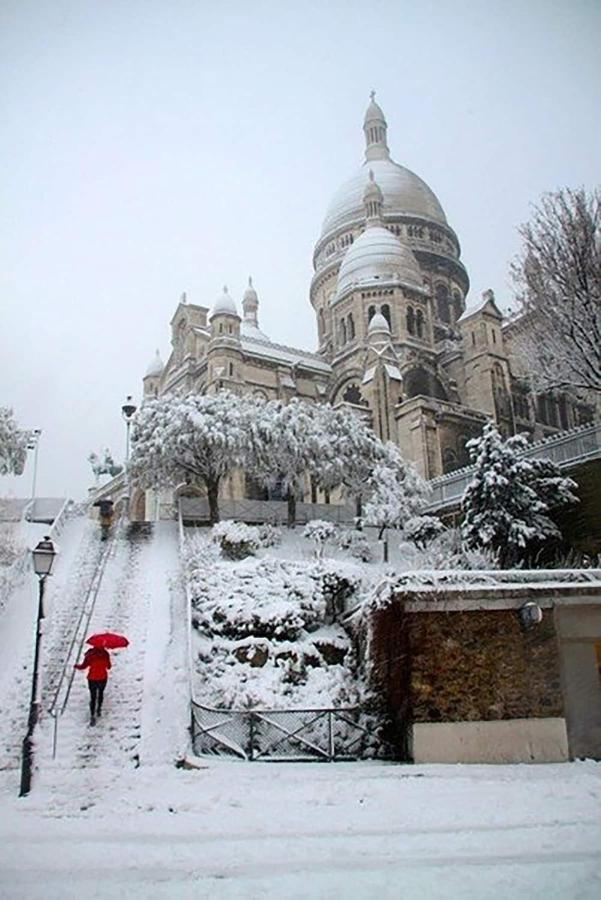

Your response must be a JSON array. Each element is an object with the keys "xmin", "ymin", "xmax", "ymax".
[
  {"xmin": 242, "ymin": 276, "xmax": 259, "ymax": 327},
  {"xmin": 363, "ymin": 90, "xmax": 389, "ymax": 162},
  {"xmin": 364, "ymin": 169, "xmax": 384, "ymax": 225}
]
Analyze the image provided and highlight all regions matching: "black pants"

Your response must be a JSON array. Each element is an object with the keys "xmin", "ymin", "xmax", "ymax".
[{"xmin": 88, "ymin": 679, "xmax": 107, "ymax": 716}]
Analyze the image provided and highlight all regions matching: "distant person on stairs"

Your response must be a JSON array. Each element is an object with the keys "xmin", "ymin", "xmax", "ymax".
[{"xmin": 74, "ymin": 646, "xmax": 112, "ymax": 725}]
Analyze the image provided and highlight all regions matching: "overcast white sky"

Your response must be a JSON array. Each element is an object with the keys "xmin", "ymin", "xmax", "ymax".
[{"xmin": 1, "ymin": 0, "xmax": 600, "ymax": 500}]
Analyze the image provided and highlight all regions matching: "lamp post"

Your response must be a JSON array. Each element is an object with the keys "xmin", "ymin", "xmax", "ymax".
[
  {"xmin": 19, "ymin": 536, "xmax": 57, "ymax": 797},
  {"xmin": 121, "ymin": 396, "xmax": 137, "ymax": 465},
  {"xmin": 26, "ymin": 430, "xmax": 42, "ymax": 521}
]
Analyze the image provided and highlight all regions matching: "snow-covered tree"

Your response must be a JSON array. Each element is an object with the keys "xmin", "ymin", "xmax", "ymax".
[
  {"xmin": 511, "ymin": 187, "xmax": 601, "ymax": 393},
  {"xmin": 0, "ymin": 407, "xmax": 30, "ymax": 476},
  {"xmin": 461, "ymin": 422, "xmax": 578, "ymax": 567},
  {"xmin": 129, "ymin": 392, "xmax": 253, "ymax": 523},
  {"xmin": 303, "ymin": 519, "xmax": 337, "ymax": 559},
  {"xmin": 403, "ymin": 515, "xmax": 445, "ymax": 549},
  {"xmin": 363, "ymin": 443, "xmax": 430, "ymax": 560},
  {"xmin": 316, "ymin": 405, "xmax": 386, "ymax": 519},
  {"xmin": 249, "ymin": 398, "xmax": 326, "ymax": 527}
]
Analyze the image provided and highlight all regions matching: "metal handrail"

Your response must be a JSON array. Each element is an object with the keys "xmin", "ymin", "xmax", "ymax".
[{"xmin": 48, "ymin": 515, "xmax": 123, "ymax": 756}]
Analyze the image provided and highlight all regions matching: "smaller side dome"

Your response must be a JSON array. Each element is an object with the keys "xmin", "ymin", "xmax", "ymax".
[
  {"xmin": 145, "ymin": 349, "xmax": 164, "ymax": 377},
  {"xmin": 368, "ymin": 312, "xmax": 391, "ymax": 334},
  {"xmin": 211, "ymin": 285, "xmax": 239, "ymax": 318}
]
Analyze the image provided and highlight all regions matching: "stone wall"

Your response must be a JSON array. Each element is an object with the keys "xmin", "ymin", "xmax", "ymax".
[{"xmin": 368, "ymin": 596, "xmax": 564, "ymax": 760}]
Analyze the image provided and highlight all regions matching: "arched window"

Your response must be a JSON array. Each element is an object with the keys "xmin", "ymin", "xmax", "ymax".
[
  {"xmin": 340, "ymin": 318, "xmax": 347, "ymax": 344},
  {"xmin": 367, "ymin": 304, "xmax": 376, "ymax": 327},
  {"xmin": 435, "ymin": 284, "xmax": 450, "ymax": 323},
  {"xmin": 228, "ymin": 362, "xmax": 234, "ymax": 377},
  {"xmin": 416, "ymin": 309, "xmax": 425, "ymax": 339},
  {"xmin": 452, "ymin": 290, "xmax": 462, "ymax": 321},
  {"xmin": 219, "ymin": 323, "xmax": 223, "ymax": 334},
  {"xmin": 348, "ymin": 312, "xmax": 355, "ymax": 339},
  {"xmin": 342, "ymin": 383, "xmax": 365, "ymax": 405},
  {"xmin": 381, "ymin": 304, "xmax": 391, "ymax": 328},
  {"xmin": 406, "ymin": 306, "xmax": 415, "ymax": 335}
]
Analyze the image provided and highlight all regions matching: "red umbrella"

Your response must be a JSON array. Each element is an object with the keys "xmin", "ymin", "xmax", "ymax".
[{"xmin": 86, "ymin": 632, "xmax": 129, "ymax": 649}]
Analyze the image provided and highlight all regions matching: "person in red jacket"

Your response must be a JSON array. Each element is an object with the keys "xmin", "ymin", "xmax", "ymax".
[{"xmin": 74, "ymin": 646, "xmax": 112, "ymax": 724}]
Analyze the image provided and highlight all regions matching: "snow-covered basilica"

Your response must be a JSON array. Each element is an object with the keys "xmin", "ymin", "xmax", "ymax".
[{"xmin": 141, "ymin": 94, "xmax": 596, "ymax": 491}]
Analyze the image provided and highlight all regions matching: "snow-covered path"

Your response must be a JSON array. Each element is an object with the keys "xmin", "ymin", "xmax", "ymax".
[{"xmin": 1, "ymin": 760, "xmax": 600, "ymax": 898}]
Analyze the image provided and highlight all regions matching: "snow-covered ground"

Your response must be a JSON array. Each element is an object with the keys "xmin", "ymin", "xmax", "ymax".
[
  {"xmin": 1, "ymin": 516, "xmax": 600, "ymax": 898},
  {"xmin": 1, "ymin": 759, "xmax": 600, "ymax": 898}
]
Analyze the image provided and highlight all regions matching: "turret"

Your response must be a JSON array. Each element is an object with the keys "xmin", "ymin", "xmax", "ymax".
[
  {"xmin": 143, "ymin": 349, "xmax": 164, "ymax": 398},
  {"xmin": 363, "ymin": 90, "xmax": 390, "ymax": 162}
]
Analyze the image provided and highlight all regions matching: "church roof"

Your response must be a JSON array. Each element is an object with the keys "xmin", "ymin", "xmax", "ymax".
[
  {"xmin": 145, "ymin": 349, "xmax": 164, "ymax": 377},
  {"xmin": 240, "ymin": 335, "xmax": 331, "ymax": 374}
]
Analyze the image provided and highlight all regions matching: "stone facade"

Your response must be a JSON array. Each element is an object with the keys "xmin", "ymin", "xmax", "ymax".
[
  {"xmin": 140, "ymin": 94, "xmax": 598, "ymax": 508},
  {"xmin": 364, "ymin": 584, "xmax": 601, "ymax": 763}
]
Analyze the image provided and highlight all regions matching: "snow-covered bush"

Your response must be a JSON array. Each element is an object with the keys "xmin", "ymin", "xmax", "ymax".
[
  {"xmin": 303, "ymin": 519, "xmax": 337, "ymax": 559},
  {"xmin": 189, "ymin": 557, "xmax": 326, "ymax": 640},
  {"xmin": 397, "ymin": 528, "xmax": 499, "ymax": 571},
  {"xmin": 311, "ymin": 561, "xmax": 363, "ymax": 621},
  {"xmin": 212, "ymin": 520, "xmax": 260, "ymax": 560},
  {"xmin": 338, "ymin": 529, "xmax": 373, "ymax": 562},
  {"xmin": 403, "ymin": 515, "xmax": 445, "ymax": 548},
  {"xmin": 257, "ymin": 523, "xmax": 282, "ymax": 548},
  {"xmin": 0, "ymin": 524, "xmax": 24, "ymax": 567}
]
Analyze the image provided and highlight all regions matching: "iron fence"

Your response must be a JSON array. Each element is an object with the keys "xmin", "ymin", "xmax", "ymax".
[{"xmin": 191, "ymin": 702, "xmax": 397, "ymax": 761}]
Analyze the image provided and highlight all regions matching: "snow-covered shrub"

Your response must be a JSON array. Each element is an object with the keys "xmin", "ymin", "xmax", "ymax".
[
  {"xmin": 189, "ymin": 557, "xmax": 326, "ymax": 640},
  {"xmin": 397, "ymin": 528, "xmax": 499, "ymax": 571},
  {"xmin": 338, "ymin": 528, "xmax": 373, "ymax": 562},
  {"xmin": 0, "ymin": 524, "xmax": 24, "ymax": 567},
  {"xmin": 303, "ymin": 519, "xmax": 337, "ymax": 559},
  {"xmin": 311, "ymin": 561, "xmax": 363, "ymax": 621},
  {"xmin": 403, "ymin": 515, "xmax": 445, "ymax": 548},
  {"xmin": 257, "ymin": 523, "xmax": 282, "ymax": 548},
  {"xmin": 212, "ymin": 520, "xmax": 260, "ymax": 560}
]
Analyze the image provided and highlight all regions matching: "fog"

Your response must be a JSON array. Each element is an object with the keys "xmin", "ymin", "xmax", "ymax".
[{"xmin": 1, "ymin": 0, "xmax": 600, "ymax": 499}]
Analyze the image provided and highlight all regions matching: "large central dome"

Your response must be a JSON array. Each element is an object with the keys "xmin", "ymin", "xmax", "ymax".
[
  {"xmin": 320, "ymin": 92, "xmax": 447, "ymax": 239},
  {"xmin": 322, "ymin": 156, "xmax": 447, "ymax": 236}
]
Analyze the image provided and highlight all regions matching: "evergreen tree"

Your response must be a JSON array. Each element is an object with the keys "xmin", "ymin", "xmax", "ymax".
[{"xmin": 461, "ymin": 422, "xmax": 578, "ymax": 567}]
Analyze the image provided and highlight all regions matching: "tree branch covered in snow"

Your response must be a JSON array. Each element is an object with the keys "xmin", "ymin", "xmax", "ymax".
[
  {"xmin": 0, "ymin": 407, "xmax": 30, "ymax": 476},
  {"xmin": 461, "ymin": 422, "xmax": 578, "ymax": 567},
  {"xmin": 511, "ymin": 187, "xmax": 601, "ymax": 393}
]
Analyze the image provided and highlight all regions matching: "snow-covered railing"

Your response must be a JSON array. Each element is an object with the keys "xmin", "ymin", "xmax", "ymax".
[
  {"xmin": 191, "ymin": 702, "xmax": 394, "ymax": 761},
  {"xmin": 427, "ymin": 422, "xmax": 601, "ymax": 511},
  {"xmin": 88, "ymin": 471, "xmax": 127, "ymax": 506},
  {"xmin": 391, "ymin": 568, "xmax": 601, "ymax": 589},
  {"xmin": 177, "ymin": 501, "xmax": 196, "ymax": 714}
]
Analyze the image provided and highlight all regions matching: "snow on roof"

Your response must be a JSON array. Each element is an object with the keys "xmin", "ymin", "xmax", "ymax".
[{"xmin": 240, "ymin": 336, "xmax": 331, "ymax": 374}]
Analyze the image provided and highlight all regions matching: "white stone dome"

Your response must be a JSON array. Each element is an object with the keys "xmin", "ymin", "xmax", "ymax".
[
  {"xmin": 211, "ymin": 286, "xmax": 238, "ymax": 318},
  {"xmin": 145, "ymin": 349, "xmax": 164, "ymax": 377},
  {"xmin": 337, "ymin": 223, "xmax": 424, "ymax": 297},
  {"xmin": 322, "ymin": 157, "xmax": 447, "ymax": 237}
]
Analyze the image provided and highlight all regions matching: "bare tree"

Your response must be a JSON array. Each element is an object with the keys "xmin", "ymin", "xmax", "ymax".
[{"xmin": 511, "ymin": 187, "xmax": 601, "ymax": 393}]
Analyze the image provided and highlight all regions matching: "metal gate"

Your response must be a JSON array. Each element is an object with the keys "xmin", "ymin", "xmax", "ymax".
[{"xmin": 191, "ymin": 702, "xmax": 394, "ymax": 761}]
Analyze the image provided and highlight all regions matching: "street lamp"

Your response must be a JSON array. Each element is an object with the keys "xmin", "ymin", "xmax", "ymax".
[
  {"xmin": 121, "ymin": 396, "xmax": 137, "ymax": 464},
  {"xmin": 19, "ymin": 536, "xmax": 57, "ymax": 797},
  {"xmin": 26, "ymin": 430, "xmax": 42, "ymax": 521}
]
